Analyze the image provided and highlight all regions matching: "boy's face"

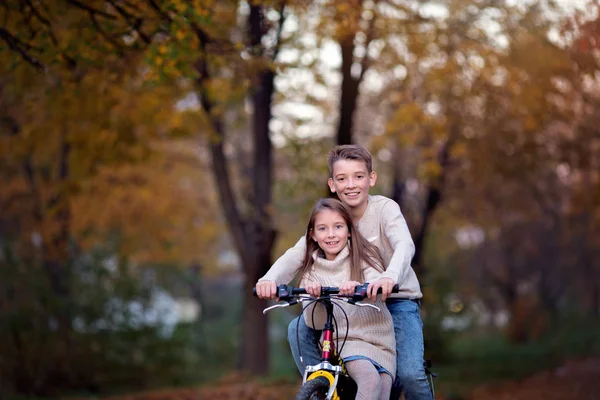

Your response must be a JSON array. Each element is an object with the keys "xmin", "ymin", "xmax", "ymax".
[{"xmin": 327, "ymin": 159, "xmax": 376, "ymax": 210}]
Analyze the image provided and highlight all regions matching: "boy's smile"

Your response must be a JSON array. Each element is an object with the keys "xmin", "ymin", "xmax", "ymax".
[{"xmin": 328, "ymin": 159, "xmax": 376, "ymax": 220}]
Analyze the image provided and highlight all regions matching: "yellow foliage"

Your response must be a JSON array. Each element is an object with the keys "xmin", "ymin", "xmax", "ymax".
[
  {"xmin": 72, "ymin": 139, "xmax": 222, "ymax": 266},
  {"xmin": 421, "ymin": 160, "xmax": 442, "ymax": 181},
  {"xmin": 0, "ymin": 50, "xmax": 224, "ymax": 271}
]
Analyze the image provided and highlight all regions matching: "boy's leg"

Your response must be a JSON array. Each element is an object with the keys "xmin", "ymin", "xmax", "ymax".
[
  {"xmin": 287, "ymin": 315, "xmax": 322, "ymax": 375},
  {"xmin": 386, "ymin": 299, "xmax": 433, "ymax": 400}
]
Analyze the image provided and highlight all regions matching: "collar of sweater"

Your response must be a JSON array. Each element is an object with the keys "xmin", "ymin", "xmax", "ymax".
[
  {"xmin": 356, "ymin": 195, "xmax": 375, "ymax": 226},
  {"xmin": 311, "ymin": 244, "xmax": 350, "ymax": 271}
]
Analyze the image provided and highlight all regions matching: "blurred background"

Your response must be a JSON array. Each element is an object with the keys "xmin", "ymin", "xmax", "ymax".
[{"xmin": 1, "ymin": 0, "xmax": 599, "ymax": 399}]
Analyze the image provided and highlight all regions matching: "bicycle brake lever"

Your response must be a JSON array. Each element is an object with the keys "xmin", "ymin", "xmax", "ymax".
[
  {"xmin": 262, "ymin": 300, "xmax": 298, "ymax": 314},
  {"xmin": 297, "ymin": 297, "xmax": 317, "ymax": 304},
  {"xmin": 351, "ymin": 301, "xmax": 381, "ymax": 312}
]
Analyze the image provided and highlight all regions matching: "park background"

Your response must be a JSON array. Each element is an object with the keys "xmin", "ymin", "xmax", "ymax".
[{"xmin": 1, "ymin": 0, "xmax": 600, "ymax": 398}]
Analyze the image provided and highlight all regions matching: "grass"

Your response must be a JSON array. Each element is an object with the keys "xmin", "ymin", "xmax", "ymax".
[
  {"xmin": 7, "ymin": 314, "xmax": 600, "ymax": 400},
  {"xmin": 260, "ymin": 313, "xmax": 600, "ymax": 398},
  {"xmin": 432, "ymin": 316, "xmax": 600, "ymax": 399}
]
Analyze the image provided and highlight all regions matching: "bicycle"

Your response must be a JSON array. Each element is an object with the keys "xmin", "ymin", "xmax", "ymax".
[{"xmin": 256, "ymin": 283, "xmax": 399, "ymax": 400}]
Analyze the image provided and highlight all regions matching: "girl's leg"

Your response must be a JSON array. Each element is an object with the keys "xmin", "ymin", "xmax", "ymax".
[
  {"xmin": 378, "ymin": 372, "xmax": 393, "ymax": 400},
  {"xmin": 346, "ymin": 359, "xmax": 382, "ymax": 400}
]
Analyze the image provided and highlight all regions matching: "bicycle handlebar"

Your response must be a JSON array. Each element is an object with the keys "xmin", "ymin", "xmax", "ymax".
[{"xmin": 253, "ymin": 283, "xmax": 400, "ymax": 302}]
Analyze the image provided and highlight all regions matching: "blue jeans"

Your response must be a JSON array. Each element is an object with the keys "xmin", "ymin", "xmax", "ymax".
[{"xmin": 287, "ymin": 298, "xmax": 433, "ymax": 400}]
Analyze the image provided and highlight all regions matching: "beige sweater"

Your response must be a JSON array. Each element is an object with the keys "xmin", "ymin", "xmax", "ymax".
[
  {"xmin": 261, "ymin": 195, "xmax": 422, "ymax": 299},
  {"xmin": 300, "ymin": 245, "xmax": 396, "ymax": 376}
]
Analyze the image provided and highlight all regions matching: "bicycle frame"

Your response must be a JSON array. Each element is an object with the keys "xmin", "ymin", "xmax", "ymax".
[
  {"xmin": 300, "ymin": 297, "xmax": 346, "ymax": 400},
  {"xmin": 256, "ymin": 283, "xmax": 398, "ymax": 400},
  {"xmin": 256, "ymin": 283, "xmax": 435, "ymax": 400}
]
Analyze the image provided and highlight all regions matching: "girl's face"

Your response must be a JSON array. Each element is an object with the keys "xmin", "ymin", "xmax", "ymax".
[{"xmin": 311, "ymin": 209, "xmax": 349, "ymax": 261}]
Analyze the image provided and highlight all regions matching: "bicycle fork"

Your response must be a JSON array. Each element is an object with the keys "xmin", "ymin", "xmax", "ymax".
[{"xmin": 302, "ymin": 299, "xmax": 344, "ymax": 400}]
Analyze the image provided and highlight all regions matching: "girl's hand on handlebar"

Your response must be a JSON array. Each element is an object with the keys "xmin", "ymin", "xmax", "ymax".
[
  {"xmin": 305, "ymin": 281, "xmax": 322, "ymax": 297},
  {"xmin": 339, "ymin": 280, "xmax": 361, "ymax": 296},
  {"xmin": 255, "ymin": 280, "xmax": 277, "ymax": 299}
]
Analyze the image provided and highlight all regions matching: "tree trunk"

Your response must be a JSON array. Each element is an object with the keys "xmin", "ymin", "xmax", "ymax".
[
  {"xmin": 193, "ymin": 4, "xmax": 279, "ymax": 374},
  {"xmin": 336, "ymin": 36, "xmax": 360, "ymax": 146},
  {"xmin": 188, "ymin": 263, "xmax": 205, "ymax": 311},
  {"xmin": 411, "ymin": 186, "xmax": 441, "ymax": 277},
  {"xmin": 236, "ymin": 6, "xmax": 279, "ymax": 375},
  {"xmin": 44, "ymin": 134, "xmax": 72, "ymax": 303},
  {"xmin": 44, "ymin": 133, "xmax": 74, "ymax": 389},
  {"xmin": 21, "ymin": 131, "xmax": 74, "ymax": 393},
  {"xmin": 240, "ymin": 253, "xmax": 271, "ymax": 374},
  {"xmin": 410, "ymin": 132, "xmax": 454, "ymax": 278},
  {"xmin": 390, "ymin": 154, "xmax": 405, "ymax": 208},
  {"xmin": 594, "ymin": 277, "xmax": 600, "ymax": 317},
  {"xmin": 334, "ymin": 0, "xmax": 376, "ymax": 146}
]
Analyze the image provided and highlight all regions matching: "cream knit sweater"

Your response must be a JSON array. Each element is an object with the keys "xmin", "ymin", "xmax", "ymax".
[
  {"xmin": 261, "ymin": 195, "xmax": 422, "ymax": 299},
  {"xmin": 300, "ymin": 245, "xmax": 396, "ymax": 376}
]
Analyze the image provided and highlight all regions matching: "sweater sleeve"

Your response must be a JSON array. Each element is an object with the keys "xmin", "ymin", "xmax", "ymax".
[
  {"xmin": 379, "ymin": 199, "xmax": 416, "ymax": 284},
  {"xmin": 363, "ymin": 264, "xmax": 384, "ymax": 283},
  {"xmin": 258, "ymin": 236, "xmax": 306, "ymax": 284}
]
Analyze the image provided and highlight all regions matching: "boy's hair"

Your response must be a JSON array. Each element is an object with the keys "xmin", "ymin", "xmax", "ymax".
[
  {"xmin": 298, "ymin": 198, "xmax": 384, "ymax": 283},
  {"xmin": 327, "ymin": 144, "xmax": 373, "ymax": 176}
]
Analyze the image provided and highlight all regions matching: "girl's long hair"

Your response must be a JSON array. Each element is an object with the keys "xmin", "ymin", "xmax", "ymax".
[{"xmin": 298, "ymin": 198, "xmax": 384, "ymax": 283}]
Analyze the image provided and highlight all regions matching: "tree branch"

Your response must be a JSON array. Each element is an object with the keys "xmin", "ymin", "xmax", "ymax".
[
  {"xmin": 64, "ymin": 0, "xmax": 118, "ymax": 20},
  {"xmin": 359, "ymin": 0, "xmax": 378, "ymax": 81},
  {"xmin": 146, "ymin": 0, "xmax": 173, "ymax": 23},
  {"xmin": 271, "ymin": 0, "xmax": 287, "ymax": 62},
  {"xmin": 106, "ymin": 0, "xmax": 151, "ymax": 44},
  {"xmin": 24, "ymin": 0, "xmax": 51, "ymax": 26},
  {"xmin": 89, "ymin": 11, "xmax": 126, "ymax": 55},
  {"xmin": 193, "ymin": 26, "xmax": 248, "ymax": 262},
  {"xmin": 0, "ymin": 28, "xmax": 45, "ymax": 70}
]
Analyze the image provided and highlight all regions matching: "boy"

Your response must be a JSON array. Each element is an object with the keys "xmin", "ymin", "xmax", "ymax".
[{"xmin": 256, "ymin": 144, "xmax": 432, "ymax": 400}]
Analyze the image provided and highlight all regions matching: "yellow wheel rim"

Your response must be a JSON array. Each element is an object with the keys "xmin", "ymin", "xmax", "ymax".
[{"xmin": 306, "ymin": 371, "xmax": 339, "ymax": 400}]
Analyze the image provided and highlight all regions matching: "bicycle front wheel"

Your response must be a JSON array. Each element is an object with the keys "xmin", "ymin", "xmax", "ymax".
[{"xmin": 296, "ymin": 376, "xmax": 330, "ymax": 400}]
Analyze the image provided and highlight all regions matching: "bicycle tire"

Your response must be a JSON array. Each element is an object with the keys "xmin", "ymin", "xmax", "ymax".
[{"xmin": 296, "ymin": 376, "xmax": 330, "ymax": 400}]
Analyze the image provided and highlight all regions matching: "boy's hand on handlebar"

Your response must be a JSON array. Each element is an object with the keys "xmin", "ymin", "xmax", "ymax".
[
  {"xmin": 340, "ymin": 280, "xmax": 361, "ymax": 296},
  {"xmin": 305, "ymin": 281, "xmax": 322, "ymax": 297},
  {"xmin": 368, "ymin": 277, "xmax": 396, "ymax": 301},
  {"xmin": 255, "ymin": 280, "xmax": 277, "ymax": 299}
]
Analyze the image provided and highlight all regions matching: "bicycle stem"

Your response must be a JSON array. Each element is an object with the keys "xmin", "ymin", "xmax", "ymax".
[{"xmin": 321, "ymin": 299, "xmax": 335, "ymax": 361}]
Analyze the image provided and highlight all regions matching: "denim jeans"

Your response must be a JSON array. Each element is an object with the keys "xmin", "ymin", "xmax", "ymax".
[{"xmin": 287, "ymin": 298, "xmax": 433, "ymax": 400}]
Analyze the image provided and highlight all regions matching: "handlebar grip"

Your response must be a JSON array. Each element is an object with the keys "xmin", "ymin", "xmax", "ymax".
[
  {"xmin": 351, "ymin": 283, "xmax": 399, "ymax": 301},
  {"xmin": 252, "ymin": 284, "xmax": 298, "ymax": 300}
]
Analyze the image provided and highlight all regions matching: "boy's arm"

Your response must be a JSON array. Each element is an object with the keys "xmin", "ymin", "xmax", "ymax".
[
  {"xmin": 363, "ymin": 265, "xmax": 383, "ymax": 283},
  {"xmin": 379, "ymin": 199, "xmax": 415, "ymax": 284},
  {"xmin": 368, "ymin": 199, "xmax": 415, "ymax": 300},
  {"xmin": 258, "ymin": 235, "xmax": 306, "ymax": 284}
]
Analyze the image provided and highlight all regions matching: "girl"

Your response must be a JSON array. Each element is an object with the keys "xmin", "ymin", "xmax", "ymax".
[{"xmin": 299, "ymin": 198, "xmax": 395, "ymax": 400}]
